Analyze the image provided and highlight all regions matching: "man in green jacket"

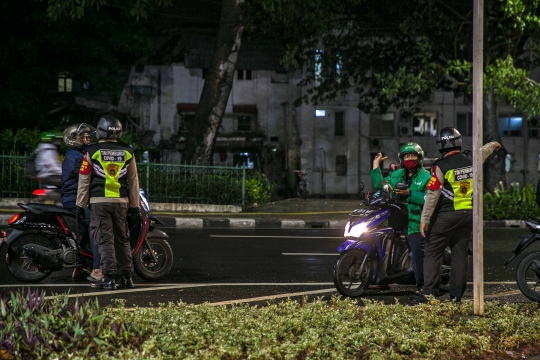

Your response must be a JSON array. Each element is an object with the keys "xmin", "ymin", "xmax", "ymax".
[{"xmin": 370, "ymin": 142, "xmax": 432, "ymax": 294}]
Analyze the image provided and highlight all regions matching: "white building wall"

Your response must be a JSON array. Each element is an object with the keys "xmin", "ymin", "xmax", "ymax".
[{"xmin": 119, "ymin": 63, "xmax": 538, "ymax": 196}]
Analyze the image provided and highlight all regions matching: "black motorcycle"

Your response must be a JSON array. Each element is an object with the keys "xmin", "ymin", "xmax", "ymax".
[
  {"xmin": 3, "ymin": 190, "xmax": 173, "ymax": 282},
  {"xmin": 505, "ymin": 216, "xmax": 540, "ymax": 302}
]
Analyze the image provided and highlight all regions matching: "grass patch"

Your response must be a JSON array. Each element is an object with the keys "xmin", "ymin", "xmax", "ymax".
[{"xmin": 2, "ymin": 291, "xmax": 540, "ymax": 359}]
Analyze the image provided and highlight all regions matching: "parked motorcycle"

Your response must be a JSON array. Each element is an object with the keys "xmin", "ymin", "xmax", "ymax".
[
  {"xmin": 332, "ymin": 181, "xmax": 450, "ymax": 297},
  {"xmin": 3, "ymin": 189, "xmax": 173, "ymax": 282},
  {"xmin": 505, "ymin": 216, "xmax": 540, "ymax": 302}
]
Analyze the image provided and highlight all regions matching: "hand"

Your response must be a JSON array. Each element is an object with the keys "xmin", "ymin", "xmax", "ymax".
[
  {"xmin": 127, "ymin": 207, "xmax": 141, "ymax": 228},
  {"xmin": 420, "ymin": 222, "xmax": 428, "ymax": 238},
  {"xmin": 492, "ymin": 141, "xmax": 501, "ymax": 151},
  {"xmin": 75, "ymin": 206, "xmax": 85, "ymax": 223},
  {"xmin": 373, "ymin": 153, "xmax": 387, "ymax": 168}
]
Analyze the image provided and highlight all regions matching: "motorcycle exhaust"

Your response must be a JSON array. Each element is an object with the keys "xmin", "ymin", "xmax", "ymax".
[{"xmin": 23, "ymin": 244, "xmax": 60, "ymax": 268}]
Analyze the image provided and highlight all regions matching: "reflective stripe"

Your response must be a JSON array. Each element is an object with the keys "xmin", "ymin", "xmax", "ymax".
[{"xmin": 441, "ymin": 187, "xmax": 454, "ymax": 200}]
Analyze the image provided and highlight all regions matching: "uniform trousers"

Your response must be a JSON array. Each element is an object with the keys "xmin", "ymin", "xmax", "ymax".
[
  {"xmin": 90, "ymin": 202, "xmax": 133, "ymax": 277},
  {"xmin": 423, "ymin": 210, "xmax": 472, "ymax": 298}
]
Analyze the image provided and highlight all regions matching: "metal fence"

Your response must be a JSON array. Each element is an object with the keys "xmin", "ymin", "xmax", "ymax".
[
  {"xmin": 0, "ymin": 153, "xmax": 246, "ymax": 206},
  {"xmin": 0, "ymin": 151, "xmax": 34, "ymax": 199}
]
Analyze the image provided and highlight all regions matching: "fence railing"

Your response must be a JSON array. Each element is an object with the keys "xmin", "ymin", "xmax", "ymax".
[{"xmin": 0, "ymin": 153, "xmax": 246, "ymax": 206}]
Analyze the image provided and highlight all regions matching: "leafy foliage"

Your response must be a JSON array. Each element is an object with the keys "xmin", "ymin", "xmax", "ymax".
[
  {"xmin": 24, "ymin": 295, "xmax": 540, "ymax": 359},
  {"xmin": 0, "ymin": 289, "xmax": 144, "ymax": 359},
  {"xmin": 483, "ymin": 183, "xmax": 540, "ymax": 220},
  {"xmin": 0, "ymin": 128, "xmax": 41, "ymax": 154},
  {"xmin": 244, "ymin": 171, "xmax": 274, "ymax": 205}
]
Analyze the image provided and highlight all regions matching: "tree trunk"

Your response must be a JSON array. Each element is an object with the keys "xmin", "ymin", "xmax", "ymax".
[
  {"xmin": 483, "ymin": 86, "xmax": 506, "ymax": 192},
  {"xmin": 183, "ymin": 0, "xmax": 245, "ymax": 164}
]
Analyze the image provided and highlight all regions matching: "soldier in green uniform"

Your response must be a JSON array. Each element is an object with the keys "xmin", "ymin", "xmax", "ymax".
[
  {"xmin": 370, "ymin": 142, "xmax": 432, "ymax": 294},
  {"xmin": 76, "ymin": 115, "xmax": 140, "ymax": 290}
]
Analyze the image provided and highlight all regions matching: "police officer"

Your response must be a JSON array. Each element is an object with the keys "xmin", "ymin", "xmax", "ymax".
[
  {"xmin": 75, "ymin": 115, "xmax": 140, "ymax": 290},
  {"xmin": 412, "ymin": 127, "xmax": 500, "ymax": 303},
  {"xmin": 371, "ymin": 143, "xmax": 432, "ymax": 294}
]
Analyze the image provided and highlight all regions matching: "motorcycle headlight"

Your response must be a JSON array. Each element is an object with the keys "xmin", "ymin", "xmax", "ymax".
[
  {"xmin": 526, "ymin": 221, "xmax": 540, "ymax": 231},
  {"xmin": 344, "ymin": 222, "xmax": 368, "ymax": 238}
]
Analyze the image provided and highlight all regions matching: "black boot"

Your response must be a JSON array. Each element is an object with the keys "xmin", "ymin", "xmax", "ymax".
[
  {"xmin": 118, "ymin": 272, "xmax": 135, "ymax": 289},
  {"xmin": 91, "ymin": 276, "xmax": 116, "ymax": 290}
]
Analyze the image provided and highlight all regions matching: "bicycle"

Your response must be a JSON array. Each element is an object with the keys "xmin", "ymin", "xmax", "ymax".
[{"xmin": 295, "ymin": 169, "xmax": 310, "ymax": 200}]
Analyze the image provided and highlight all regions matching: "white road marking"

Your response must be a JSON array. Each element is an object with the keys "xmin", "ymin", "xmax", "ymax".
[
  {"xmin": 210, "ymin": 235, "xmax": 343, "ymax": 239},
  {"xmin": 208, "ymin": 288, "xmax": 337, "ymax": 306},
  {"xmin": 282, "ymin": 253, "xmax": 338, "ymax": 256}
]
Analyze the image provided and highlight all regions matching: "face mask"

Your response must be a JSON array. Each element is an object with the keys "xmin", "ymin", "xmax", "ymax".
[{"xmin": 403, "ymin": 159, "xmax": 418, "ymax": 169}]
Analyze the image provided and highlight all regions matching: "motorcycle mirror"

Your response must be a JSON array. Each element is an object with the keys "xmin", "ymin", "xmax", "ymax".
[{"xmin": 395, "ymin": 182, "xmax": 409, "ymax": 191}]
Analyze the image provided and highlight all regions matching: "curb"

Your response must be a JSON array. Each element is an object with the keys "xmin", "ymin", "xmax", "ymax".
[{"xmin": 0, "ymin": 214, "xmax": 529, "ymax": 229}]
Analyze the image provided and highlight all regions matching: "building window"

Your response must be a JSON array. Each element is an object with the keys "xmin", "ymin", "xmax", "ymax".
[
  {"xmin": 315, "ymin": 109, "xmax": 326, "ymax": 117},
  {"xmin": 237, "ymin": 69, "xmax": 252, "ymax": 80},
  {"xmin": 236, "ymin": 116, "xmax": 253, "ymax": 132},
  {"xmin": 529, "ymin": 118, "xmax": 539, "ymax": 138},
  {"xmin": 336, "ymin": 155, "xmax": 347, "ymax": 176},
  {"xmin": 314, "ymin": 50, "xmax": 323, "ymax": 86},
  {"xmin": 58, "ymin": 72, "xmax": 72, "ymax": 92},
  {"xmin": 412, "ymin": 112, "xmax": 437, "ymax": 136},
  {"xmin": 202, "ymin": 68, "xmax": 208, "ymax": 79},
  {"xmin": 456, "ymin": 112, "xmax": 473, "ymax": 136},
  {"xmin": 499, "ymin": 115, "xmax": 522, "ymax": 136},
  {"xmin": 369, "ymin": 112, "xmax": 394, "ymax": 136},
  {"xmin": 335, "ymin": 111, "xmax": 344, "ymax": 136}
]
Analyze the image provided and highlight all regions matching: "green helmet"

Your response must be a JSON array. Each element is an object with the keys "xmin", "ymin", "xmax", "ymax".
[
  {"xmin": 40, "ymin": 131, "xmax": 62, "ymax": 143},
  {"xmin": 398, "ymin": 142, "xmax": 424, "ymax": 167}
]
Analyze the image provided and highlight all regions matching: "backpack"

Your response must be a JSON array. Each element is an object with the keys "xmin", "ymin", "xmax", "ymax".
[{"xmin": 25, "ymin": 153, "xmax": 38, "ymax": 180}]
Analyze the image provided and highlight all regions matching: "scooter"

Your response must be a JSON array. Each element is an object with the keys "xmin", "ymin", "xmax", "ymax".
[
  {"xmin": 3, "ymin": 189, "xmax": 173, "ymax": 282},
  {"xmin": 505, "ymin": 216, "xmax": 540, "ymax": 302},
  {"xmin": 332, "ymin": 181, "xmax": 450, "ymax": 297}
]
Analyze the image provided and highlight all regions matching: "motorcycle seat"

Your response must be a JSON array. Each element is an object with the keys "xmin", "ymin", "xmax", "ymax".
[{"xmin": 18, "ymin": 203, "xmax": 75, "ymax": 217}]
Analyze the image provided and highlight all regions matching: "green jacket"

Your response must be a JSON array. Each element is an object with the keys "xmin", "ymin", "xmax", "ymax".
[{"xmin": 369, "ymin": 167, "xmax": 431, "ymax": 235}]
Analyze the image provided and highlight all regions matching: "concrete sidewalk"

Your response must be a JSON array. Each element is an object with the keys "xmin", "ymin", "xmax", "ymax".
[{"xmin": 0, "ymin": 198, "xmax": 528, "ymax": 229}]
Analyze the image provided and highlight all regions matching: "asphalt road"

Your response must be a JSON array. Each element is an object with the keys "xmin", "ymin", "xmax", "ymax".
[{"xmin": 0, "ymin": 227, "xmax": 536, "ymax": 307}]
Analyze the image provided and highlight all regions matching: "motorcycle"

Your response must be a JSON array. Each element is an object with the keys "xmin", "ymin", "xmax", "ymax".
[
  {"xmin": 332, "ymin": 181, "xmax": 451, "ymax": 297},
  {"xmin": 3, "ymin": 189, "xmax": 173, "ymax": 282},
  {"xmin": 504, "ymin": 216, "xmax": 540, "ymax": 302}
]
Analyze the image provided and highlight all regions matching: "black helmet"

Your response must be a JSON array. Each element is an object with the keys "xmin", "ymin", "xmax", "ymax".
[
  {"xmin": 96, "ymin": 115, "xmax": 122, "ymax": 140},
  {"xmin": 436, "ymin": 127, "xmax": 462, "ymax": 152}
]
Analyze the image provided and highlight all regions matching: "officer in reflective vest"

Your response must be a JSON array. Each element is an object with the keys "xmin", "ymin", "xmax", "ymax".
[
  {"xmin": 411, "ymin": 127, "xmax": 500, "ymax": 303},
  {"xmin": 75, "ymin": 115, "xmax": 140, "ymax": 290}
]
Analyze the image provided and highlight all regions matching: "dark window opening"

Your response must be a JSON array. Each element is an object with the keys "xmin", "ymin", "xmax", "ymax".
[
  {"xmin": 456, "ymin": 113, "xmax": 472, "ymax": 136},
  {"xmin": 336, "ymin": 155, "xmax": 347, "ymax": 176},
  {"xmin": 202, "ymin": 68, "xmax": 208, "ymax": 79},
  {"xmin": 237, "ymin": 116, "xmax": 252, "ymax": 131},
  {"xmin": 335, "ymin": 112, "xmax": 344, "ymax": 136}
]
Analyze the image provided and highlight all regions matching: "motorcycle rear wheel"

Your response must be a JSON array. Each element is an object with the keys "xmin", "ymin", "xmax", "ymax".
[
  {"xmin": 333, "ymin": 249, "xmax": 372, "ymax": 297},
  {"xmin": 516, "ymin": 251, "xmax": 540, "ymax": 302},
  {"xmin": 6, "ymin": 234, "xmax": 55, "ymax": 282},
  {"xmin": 134, "ymin": 238, "xmax": 173, "ymax": 280}
]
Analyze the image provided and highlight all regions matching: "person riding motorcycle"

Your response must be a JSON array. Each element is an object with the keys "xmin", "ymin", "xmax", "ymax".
[
  {"xmin": 61, "ymin": 123, "xmax": 102, "ymax": 281},
  {"xmin": 370, "ymin": 142, "xmax": 432, "ymax": 294},
  {"xmin": 35, "ymin": 131, "xmax": 63, "ymax": 187},
  {"xmin": 76, "ymin": 115, "xmax": 140, "ymax": 290}
]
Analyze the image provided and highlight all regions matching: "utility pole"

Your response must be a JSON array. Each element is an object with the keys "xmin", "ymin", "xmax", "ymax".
[{"xmin": 472, "ymin": 0, "xmax": 484, "ymax": 315}]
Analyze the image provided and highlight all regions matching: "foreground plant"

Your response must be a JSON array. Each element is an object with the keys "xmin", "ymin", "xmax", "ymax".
[
  {"xmin": 108, "ymin": 296, "xmax": 540, "ymax": 359},
  {"xmin": 0, "ymin": 289, "xmax": 145, "ymax": 359}
]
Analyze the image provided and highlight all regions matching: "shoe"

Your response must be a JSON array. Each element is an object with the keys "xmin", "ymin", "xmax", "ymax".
[
  {"xmin": 449, "ymin": 296, "xmax": 461, "ymax": 303},
  {"xmin": 91, "ymin": 277, "xmax": 116, "ymax": 290},
  {"xmin": 72, "ymin": 267, "xmax": 89, "ymax": 279},
  {"xmin": 87, "ymin": 269, "xmax": 103, "ymax": 282},
  {"xmin": 117, "ymin": 275, "xmax": 135, "ymax": 289},
  {"xmin": 410, "ymin": 294, "xmax": 429, "ymax": 303}
]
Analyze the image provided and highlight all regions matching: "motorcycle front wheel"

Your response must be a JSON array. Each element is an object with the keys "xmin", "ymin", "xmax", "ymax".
[
  {"xmin": 333, "ymin": 249, "xmax": 372, "ymax": 297},
  {"xmin": 133, "ymin": 238, "xmax": 173, "ymax": 280},
  {"xmin": 6, "ymin": 234, "xmax": 55, "ymax": 282},
  {"xmin": 516, "ymin": 251, "xmax": 540, "ymax": 302}
]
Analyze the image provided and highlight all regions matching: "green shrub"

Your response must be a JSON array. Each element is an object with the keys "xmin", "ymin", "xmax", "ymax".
[
  {"xmin": 483, "ymin": 183, "xmax": 540, "ymax": 220},
  {"xmin": 244, "ymin": 170, "xmax": 274, "ymax": 205}
]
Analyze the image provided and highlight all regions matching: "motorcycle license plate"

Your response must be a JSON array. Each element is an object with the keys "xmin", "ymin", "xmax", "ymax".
[{"xmin": 350, "ymin": 208, "xmax": 375, "ymax": 217}]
